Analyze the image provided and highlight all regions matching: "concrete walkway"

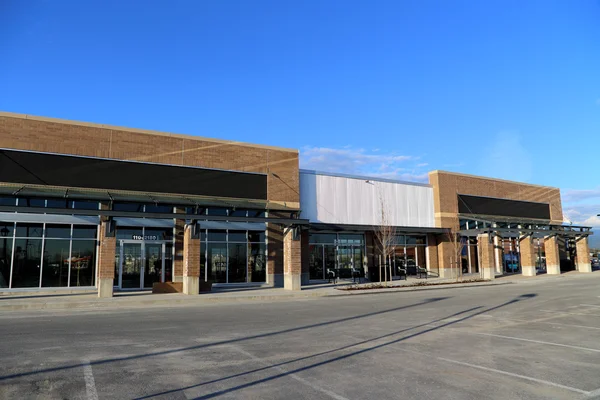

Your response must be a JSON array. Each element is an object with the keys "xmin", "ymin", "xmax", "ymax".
[{"xmin": 0, "ymin": 271, "xmax": 597, "ymax": 312}]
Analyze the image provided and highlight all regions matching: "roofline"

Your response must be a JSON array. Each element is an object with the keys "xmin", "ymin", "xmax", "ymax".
[
  {"xmin": 429, "ymin": 170, "xmax": 559, "ymax": 190},
  {"xmin": 0, "ymin": 111, "xmax": 298, "ymax": 154},
  {"xmin": 300, "ymin": 169, "xmax": 432, "ymax": 188}
]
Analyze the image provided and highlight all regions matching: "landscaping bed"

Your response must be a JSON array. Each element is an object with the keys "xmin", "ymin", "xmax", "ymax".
[{"xmin": 336, "ymin": 279, "xmax": 490, "ymax": 291}]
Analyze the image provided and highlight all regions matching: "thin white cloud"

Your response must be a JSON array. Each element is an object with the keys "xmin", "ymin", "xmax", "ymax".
[
  {"xmin": 417, "ymin": 163, "xmax": 429, "ymax": 167},
  {"xmin": 300, "ymin": 146, "xmax": 427, "ymax": 182}
]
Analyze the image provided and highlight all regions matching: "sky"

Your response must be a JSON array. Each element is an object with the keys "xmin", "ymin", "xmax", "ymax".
[{"xmin": 1, "ymin": 1, "xmax": 599, "ymax": 244}]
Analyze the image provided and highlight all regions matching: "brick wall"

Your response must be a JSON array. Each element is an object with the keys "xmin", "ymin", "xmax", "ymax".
[
  {"xmin": 97, "ymin": 221, "xmax": 116, "ymax": 280},
  {"xmin": 283, "ymin": 228, "xmax": 301, "ymax": 275},
  {"xmin": 429, "ymin": 171, "xmax": 563, "ymax": 226},
  {"xmin": 183, "ymin": 225, "xmax": 200, "ymax": 278},
  {"xmin": 0, "ymin": 112, "xmax": 300, "ymax": 205}
]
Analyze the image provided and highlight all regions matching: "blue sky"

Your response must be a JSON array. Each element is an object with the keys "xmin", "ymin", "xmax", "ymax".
[{"xmin": 1, "ymin": 1, "xmax": 600, "ymax": 241}]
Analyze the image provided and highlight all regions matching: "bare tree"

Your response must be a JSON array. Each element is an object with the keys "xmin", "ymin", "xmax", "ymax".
[
  {"xmin": 374, "ymin": 191, "xmax": 397, "ymax": 286},
  {"xmin": 445, "ymin": 220, "xmax": 466, "ymax": 281}
]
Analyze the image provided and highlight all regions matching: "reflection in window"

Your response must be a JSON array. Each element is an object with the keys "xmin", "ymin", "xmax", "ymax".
[
  {"xmin": 11, "ymin": 239, "xmax": 43, "ymax": 288},
  {"xmin": 0, "ymin": 234, "xmax": 12, "ymax": 288},
  {"xmin": 207, "ymin": 243, "xmax": 227, "ymax": 283},
  {"xmin": 249, "ymin": 242, "xmax": 266, "ymax": 282},
  {"xmin": 70, "ymin": 240, "xmax": 96, "ymax": 287},
  {"xmin": 42, "ymin": 239, "xmax": 70, "ymax": 287},
  {"xmin": 228, "ymin": 243, "xmax": 247, "ymax": 283}
]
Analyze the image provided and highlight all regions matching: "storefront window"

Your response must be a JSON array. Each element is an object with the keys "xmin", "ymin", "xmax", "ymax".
[
  {"xmin": 0, "ymin": 223, "xmax": 98, "ymax": 289},
  {"xmin": 0, "ymin": 224, "xmax": 13, "ymax": 288},
  {"xmin": 42, "ymin": 239, "xmax": 71, "ymax": 287},
  {"xmin": 11, "ymin": 238, "xmax": 43, "ymax": 288},
  {"xmin": 248, "ymin": 242, "xmax": 266, "ymax": 282},
  {"xmin": 201, "ymin": 228, "xmax": 267, "ymax": 283},
  {"xmin": 228, "ymin": 242, "xmax": 247, "ymax": 283},
  {"xmin": 70, "ymin": 240, "xmax": 96, "ymax": 287},
  {"xmin": 207, "ymin": 243, "xmax": 227, "ymax": 283}
]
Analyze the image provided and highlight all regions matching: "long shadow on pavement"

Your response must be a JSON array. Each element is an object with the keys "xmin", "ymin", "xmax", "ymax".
[
  {"xmin": 0, "ymin": 296, "xmax": 450, "ymax": 382},
  {"xmin": 180, "ymin": 294, "xmax": 537, "ymax": 400}
]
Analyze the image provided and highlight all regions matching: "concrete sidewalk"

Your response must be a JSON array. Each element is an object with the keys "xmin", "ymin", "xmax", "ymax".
[{"xmin": 0, "ymin": 271, "xmax": 597, "ymax": 312}]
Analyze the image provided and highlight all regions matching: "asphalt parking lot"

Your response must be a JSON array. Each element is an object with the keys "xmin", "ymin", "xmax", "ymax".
[{"xmin": 1, "ymin": 273, "xmax": 600, "ymax": 399}]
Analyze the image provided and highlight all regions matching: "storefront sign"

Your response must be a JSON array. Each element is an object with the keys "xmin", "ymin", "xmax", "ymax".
[{"xmin": 132, "ymin": 235, "xmax": 159, "ymax": 240}]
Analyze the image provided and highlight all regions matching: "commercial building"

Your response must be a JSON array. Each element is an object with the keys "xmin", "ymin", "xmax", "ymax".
[{"xmin": 0, "ymin": 112, "xmax": 593, "ymax": 297}]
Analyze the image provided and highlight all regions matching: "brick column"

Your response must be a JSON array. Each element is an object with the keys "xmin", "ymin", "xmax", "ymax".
[
  {"xmin": 267, "ymin": 223, "xmax": 284, "ymax": 287},
  {"xmin": 544, "ymin": 236, "xmax": 561, "ymax": 275},
  {"xmin": 97, "ymin": 220, "xmax": 116, "ymax": 298},
  {"xmin": 576, "ymin": 236, "xmax": 592, "ymax": 273},
  {"xmin": 478, "ymin": 233, "xmax": 495, "ymax": 280},
  {"xmin": 494, "ymin": 235, "xmax": 503, "ymax": 275},
  {"xmin": 183, "ymin": 224, "xmax": 201, "ymax": 295},
  {"xmin": 283, "ymin": 227, "xmax": 301, "ymax": 290},
  {"xmin": 426, "ymin": 234, "xmax": 439, "ymax": 274},
  {"xmin": 519, "ymin": 235, "xmax": 537, "ymax": 276}
]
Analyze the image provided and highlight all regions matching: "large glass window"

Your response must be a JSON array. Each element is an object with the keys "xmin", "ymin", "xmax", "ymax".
[
  {"xmin": 228, "ymin": 242, "xmax": 247, "ymax": 283},
  {"xmin": 42, "ymin": 239, "xmax": 71, "ymax": 287},
  {"xmin": 309, "ymin": 245, "xmax": 324, "ymax": 280},
  {"xmin": 0, "ymin": 224, "xmax": 13, "ymax": 288},
  {"xmin": 70, "ymin": 240, "xmax": 96, "ymax": 287},
  {"xmin": 201, "ymin": 228, "xmax": 267, "ymax": 283},
  {"xmin": 0, "ymin": 223, "xmax": 98, "ymax": 289},
  {"xmin": 248, "ymin": 242, "xmax": 266, "ymax": 282},
  {"xmin": 207, "ymin": 243, "xmax": 227, "ymax": 283},
  {"xmin": 11, "ymin": 238, "xmax": 43, "ymax": 288}
]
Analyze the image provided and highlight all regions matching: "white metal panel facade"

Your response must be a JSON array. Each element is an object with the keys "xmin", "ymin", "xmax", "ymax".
[{"xmin": 299, "ymin": 171, "xmax": 435, "ymax": 228}]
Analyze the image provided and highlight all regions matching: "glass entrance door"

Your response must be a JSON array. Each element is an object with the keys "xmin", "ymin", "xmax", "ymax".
[
  {"xmin": 144, "ymin": 243, "xmax": 164, "ymax": 288},
  {"xmin": 121, "ymin": 243, "xmax": 143, "ymax": 289},
  {"xmin": 118, "ymin": 241, "xmax": 165, "ymax": 289}
]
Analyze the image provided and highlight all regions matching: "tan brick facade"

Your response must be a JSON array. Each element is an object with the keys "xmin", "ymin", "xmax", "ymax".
[
  {"xmin": 478, "ymin": 233, "xmax": 495, "ymax": 280},
  {"xmin": 576, "ymin": 237, "xmax": 592, "ymax": 273},
  {"xmin": 283, "ymin": 228, "xmax": 301, "ymax": 290},
  {"xmin": 519, "ymin": 236, "xmax": 537, "ymax": 276},
  {"xmin": 183, "ymin": 225, "xmax": 201, "ymax": 278},
  {"xmin": 544, "ymin": 236, "xmax": 561, "ymax": 275},
  {"xmin": 97, "ymin": 220, "xmax": 116, "ymax": 280},
  {"xmin": 182, "ymin": 225, "xmax": 201, "ymax": 295},
  {"xmin": 429, "ymin": 170, "xmax": 564, "ymax": 274},
  {"xmin": 426, "ymin": 234, "xmax": 439, "ymax": 273},
  {"xmin": 429, "ymin": 170, "xmax": 563, "ymax": 227},
  {"xmin": 0, "ymin": 112, "xmax": 299, "ymax": 206}
]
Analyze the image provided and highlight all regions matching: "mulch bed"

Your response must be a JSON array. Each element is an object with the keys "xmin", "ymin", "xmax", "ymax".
[{"xmin": 336, "ymin": 279, "xmax": 490, "ymax": 291}]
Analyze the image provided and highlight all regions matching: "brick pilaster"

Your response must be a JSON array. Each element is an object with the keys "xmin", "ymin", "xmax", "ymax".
[
  {"xmin": 283, "ymin": 227, "xmax": 301, "ymax": 290},
  {"xmin": 544, "ymin": 236, "xmax": 561, "ymax": 275},
  {"xmin": 519, "ymin": 235, "xmax": 537, "ymax": 276},
  {"xmin": 576, "ymin": 236, "xmax": 592, "ymax": 273},
  {"xmin": 478, "ymin": 233, "xmax": 495, "ymax": 280}
]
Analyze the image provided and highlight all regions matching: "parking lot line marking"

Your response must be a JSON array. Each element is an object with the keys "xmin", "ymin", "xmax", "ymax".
[
  {"xmin": 540, "ymin": 309, "xmax": 600, "ymax": 318},
  {"xmin": 82, "ymin": 361, "xmax": 98, "ymax": 400},
  {"xmin": 585, "ymin": 387, "xmax": 600, "ymax": 398},
  {"xmin": 436, "ymin": 357, "xmax": 589, "ymax": 395},
  {"xmin": 391, "ymin": 346, "xmax": 590, "ymax": 396},
  {"xmin": 233, "ymin": 347, "xmax": 350, "ymax": 400},
  {"xmin": 469, "ymin": 332, "xmax": 600, "ymax": 353}
]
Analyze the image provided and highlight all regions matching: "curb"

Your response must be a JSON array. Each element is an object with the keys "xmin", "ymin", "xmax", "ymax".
[{"xmin": 0, "ymin": 291, "xmax": 330, "ymax": 312}]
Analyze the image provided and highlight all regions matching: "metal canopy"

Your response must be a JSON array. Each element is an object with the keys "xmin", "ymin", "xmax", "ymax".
[
  {"xmin": 0, "ymin": 205, "xmax": 309, "ymax": 226},
  {"xmin": 309, "ymin": 222, "xmax": 446, "ymax": 234},
  {"xmin": 458, "ymin": 225, "xmax": 593, "ymax": 238},
  {"xmin": 0, "ymin": 183, "xmax": 297, "ymax": 212}
]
